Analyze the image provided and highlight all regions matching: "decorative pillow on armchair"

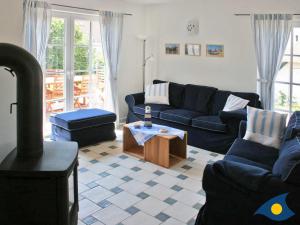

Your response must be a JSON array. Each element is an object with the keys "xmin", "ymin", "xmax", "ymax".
[
  {"xmin": 145, "ymin": 83, "xmax": 170, "ymax": 105},
  {"xmin": 243, "ymin": 106, "xmax": 287, "ymax": 149}
]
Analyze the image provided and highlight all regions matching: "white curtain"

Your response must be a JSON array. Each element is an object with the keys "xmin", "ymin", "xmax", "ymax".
[
  {"xmin": 23, "ymin": 0, "xmax": 52, "ymax": 65},
  {"xmin": 251, "ymin": 14, "xmax": 293, "ymax": 110},
  {"xmin": 99, "ymin": 11, "xmax": 124, "ymax": 121}
]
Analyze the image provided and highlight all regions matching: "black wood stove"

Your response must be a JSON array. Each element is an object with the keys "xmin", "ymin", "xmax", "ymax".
[{"xmin": 0, "ymin": 43, "xmax": 79, "ymax": 225}]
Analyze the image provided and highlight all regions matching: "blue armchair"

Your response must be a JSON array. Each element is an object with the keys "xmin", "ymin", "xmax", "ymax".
[{"xmin": 196, "ymin": 112, "xmax": 300, "ymax": 225}]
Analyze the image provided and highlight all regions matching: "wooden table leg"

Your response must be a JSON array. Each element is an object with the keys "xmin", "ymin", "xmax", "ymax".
[{"xmin": 145, "ymin": 136, "xmax": 170, "ymax": 168}]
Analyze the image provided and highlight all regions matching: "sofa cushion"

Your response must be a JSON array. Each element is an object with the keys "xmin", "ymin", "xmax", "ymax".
[
  {"xmin": 224, "ymin": 155, "xmax": 273, "ymax": 170},
  {"xmin": 184, "ymin": 84, "xmax": 217, "ymax": 113},
  {"xmin": 145, "ymin": 83, "xmax": 170, "ymax": 105},
  {"xmin": 133, "ymin": 104, "xmax": 173, "ymax": 118},
  {"xmin": 273, "ymin": 136, "xmax": 300, "ymax": 184},
  {"xmin": 209, "ymin": 90, "xmax": 260, "ymax": 115},
  {"xmin": 50, "ymin": 108, "xmax": 116, "ymax": 130},
  {"xmin": 284, "ymin": 111, "xmax": 300, "ymax": 140},
  {"xmin": 192, "ymin": 116, "xmax": 227, "ymax": 133},
  {"xmin": 244, "ymin": 106, "xmax": 287, "ymax": 149},
  {"xmin": 226, "ymin": 138, "xmax": 279, "ymax": 169},
  {"xmin": 160, "ymin": 109, "xmax": 204, "ymax": 125},
  {"xmin": 153, "ymin": 80, "xmax": 185, "ymax": 108}
]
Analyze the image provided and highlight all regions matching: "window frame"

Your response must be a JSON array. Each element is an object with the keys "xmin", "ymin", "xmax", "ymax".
[{"xmin": 273, "ymin": 20, "xmax": 300, "ymax": 114}]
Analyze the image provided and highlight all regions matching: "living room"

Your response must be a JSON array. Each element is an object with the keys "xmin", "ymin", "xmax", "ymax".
[{"xmin": 0, "ymin": 0, "xmax": 300, "ymax": 225}]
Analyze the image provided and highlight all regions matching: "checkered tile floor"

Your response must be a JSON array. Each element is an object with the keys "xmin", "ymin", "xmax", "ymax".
[{"xmin": 77, "ymin": 130, "xmax": 224, "ymax": 225}]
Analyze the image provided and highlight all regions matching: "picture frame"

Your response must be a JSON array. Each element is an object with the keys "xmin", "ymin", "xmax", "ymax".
[
  {"xmin": 165, "ymin": 43, "xmax": 180, "ymax": 55},
  {"xmin": 206, "ymin": 44, "xmax": 224, "ymax": 57},
  {"xmin": 185, "ymin": 44, "xmax": 201, "ymax": 56}
]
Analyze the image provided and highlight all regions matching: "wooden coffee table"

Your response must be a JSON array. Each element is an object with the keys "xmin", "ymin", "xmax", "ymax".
[{"xmin": 123, "ymin": 122, "xmax": 187, "ymax": 168}]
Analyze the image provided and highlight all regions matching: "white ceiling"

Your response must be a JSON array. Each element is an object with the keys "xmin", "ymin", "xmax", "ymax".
[{"xmin": 122, "ymin": 0, "xmax": 180, "ymax": 4}]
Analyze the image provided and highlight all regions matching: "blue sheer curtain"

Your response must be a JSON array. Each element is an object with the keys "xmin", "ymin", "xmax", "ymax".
[
  {"xmin": 251, "ymin": 14, "xmax": 293, "ymax": 110},
  {"xmin": 99, "ymin": 11, "xmax": 124, "ymax": 122},
  {"xmin": 23, "ymin": 0, "xmax": 52, "ymax": 65}
]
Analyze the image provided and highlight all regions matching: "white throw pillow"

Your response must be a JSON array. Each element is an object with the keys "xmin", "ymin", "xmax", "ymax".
[
  {"xmin": 145, "ymin": 83, "xmax": 170, "ymax": 105},
  {"xmin": 223, "ymin": 94, "xmax": 249, "ymax": 111},
  {"xmin": 243, "ymin": 106, "xmax": 287, "ymax": 149}
]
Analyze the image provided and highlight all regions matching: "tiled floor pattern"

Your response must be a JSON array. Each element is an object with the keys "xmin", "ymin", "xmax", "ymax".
[{"xmin": 78, "ymin": 130, "xmax": 224, "ymax": 225}]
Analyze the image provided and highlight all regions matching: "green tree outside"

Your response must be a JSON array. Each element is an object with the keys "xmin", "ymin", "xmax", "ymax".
[{"xmin": 46, "ymin": 18, "xmax": 104, "ymax": 71}]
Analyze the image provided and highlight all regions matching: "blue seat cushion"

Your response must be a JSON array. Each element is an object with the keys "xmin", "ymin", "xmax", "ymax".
[
  {"xmin": 50, "ymin": 108, "xmax": 116, "ymax": 130},
  {"xmin": 160, "ymin": 109, "xmax": 204, "ymax": 125},
  {"xmin": 192, "ymin": 116, "xmax": 227, "ymax": 133},
  {"xmin": 273, "ymin": 136, "xmax": 300, "ymax": 184},
  {"xmin": 284, "ymin": 111, "xmax": 300, "ymax": 140},
  {"xmin": 226, "ymin": 138, "xmax": 278, "ymax": 169},
  {"xmin": 133, "ymin": 104, "xmax": 173, "ymax": 118}
]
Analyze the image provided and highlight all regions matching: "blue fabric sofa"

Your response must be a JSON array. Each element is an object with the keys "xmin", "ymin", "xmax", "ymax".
[
  {"xmin": 125, "ymin": 80, "xmax": 260, "ymax": 154},
  {"xmin": 195, "ymin": 112, "xmax": 300, "ymax": 225}
]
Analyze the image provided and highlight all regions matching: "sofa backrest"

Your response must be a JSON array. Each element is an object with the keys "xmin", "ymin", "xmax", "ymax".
[
  {"xmin": 209, "ymin": 90, "xmax": 260, "ymax": 115},
  {"xmin": 272, "ymin": 111, "xmax": 300, "ymax": 185},
  {"xmin": 153, "ymin": 80, "xmax": 259, "ymax": 115},
  {"xmin": 183, "ymin": 84, "xmax": 217, "ymax": 114}
]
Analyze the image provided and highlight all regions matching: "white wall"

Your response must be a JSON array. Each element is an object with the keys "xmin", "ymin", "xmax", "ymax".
[
  {"xmin": 0, "ymin": 0, "xmax": 146, "ymax": 162},
  {"xmin": 145, "ymin": 0, "xmax": 300, "ymax": 92}
]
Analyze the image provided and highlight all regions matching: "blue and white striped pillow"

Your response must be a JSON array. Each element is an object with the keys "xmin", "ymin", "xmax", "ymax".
[
  {"xmin": 145, "ymin": 83, "xmax": 170, "ymax": 105},
  {"xmin": 243, "ymin": 106, "xmax": 287, "ymax": 149}
]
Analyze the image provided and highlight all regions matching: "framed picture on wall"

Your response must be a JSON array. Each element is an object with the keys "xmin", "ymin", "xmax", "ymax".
[
  {"xmin": 206, "ymin": 44, "xmax": 224, "ymax": 57},
  {"xmin": 165, "ymin": 44, "xmax": 180, "ymax": 55},
  {"xmin": 185, "ymin": 44, "xmax": 201, "ymax": 56}
]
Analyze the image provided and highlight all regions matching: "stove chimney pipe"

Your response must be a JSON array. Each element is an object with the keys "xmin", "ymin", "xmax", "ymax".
[{"xmin": 0, "ymin": 43, "xmax": 43, "ymax": 158}]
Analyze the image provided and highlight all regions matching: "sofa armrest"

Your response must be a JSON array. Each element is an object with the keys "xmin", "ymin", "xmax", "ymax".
[
  {"xmin": 213, "ymin": 160, "xmax": 272, "ymax": 192},
  {"xmin": 125, "ymin": 92, "xmax": 145, "ymax": 110},
  {"xmin": 239, "ymin": 120, "xmax": 247, "ymax": 138},
  {"xmin": 219, "ymin": 109, "xmax": 247, "ymax": 136}
]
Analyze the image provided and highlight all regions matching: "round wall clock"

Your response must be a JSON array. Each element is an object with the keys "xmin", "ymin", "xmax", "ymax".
[{"xmin": 187, "ymin": 19, "xmax": 199, "ymax": 36}]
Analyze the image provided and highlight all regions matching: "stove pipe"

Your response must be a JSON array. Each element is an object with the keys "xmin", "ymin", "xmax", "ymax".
[{"xmin": 0, "ymin": 43, "xmax": 43, "ymax": 158}]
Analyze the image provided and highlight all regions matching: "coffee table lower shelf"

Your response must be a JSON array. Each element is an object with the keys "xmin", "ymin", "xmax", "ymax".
[{"xmin": 123, "ymin": 124, "xmax": 187, "ymax": 168}]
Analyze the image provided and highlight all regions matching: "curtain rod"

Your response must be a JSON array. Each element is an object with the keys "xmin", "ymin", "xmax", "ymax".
[
  {"xmin": 51, "ymin": 4, "xmax": 133, "ymax": 16},
  {"xmin": 235, "ymin": 13, "xmax": 300, "ymax": 16}
]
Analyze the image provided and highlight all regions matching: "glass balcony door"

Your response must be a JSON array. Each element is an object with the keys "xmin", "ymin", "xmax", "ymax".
[{"xmin": 44, "ymin": 12, "xmax": 105, "ymax": 134}]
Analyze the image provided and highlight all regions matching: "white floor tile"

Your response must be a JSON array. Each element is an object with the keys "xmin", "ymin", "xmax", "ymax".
[
  {"xmin": 144, "ymin": 184, "xmax": 176, "ymax": 201},
  {"xmin": 172, "ymin": 189, "xmax": 203, "ymax": 206},
  {"xmin": 88, "ymin": 163, "xmax": 111, "ymax": 174},
  {"xmin": 118, "ymin": 157, "xmax": 143, "ymax": 168},
  {"xmin": 177, "ymin": 178, "xmax": 202, "ymax": 192},
  {"xmin": 78, "ymin": 183, "xmax": 89, "ymax": 194},
  {"xmin": 107, "ymin": 166, "xmax": 133, "ymax": 178},
  {"xmin": 93, "ymin": 205, "xmax": 130, "ymax": 225},
  {"xmin": 78, "ymin": 199, "xmax": 101, "ymax": 219},
  {"xmin": 96, "ymin": 175, "xmax": 125, "ymax": 189},
  {"xmin": 81, "ymin": 186, "xmax": 114, "ymax": 203},
  {"xmin": 153, "ymin": 174, "xmax": 179, "ymax": 188},
  {"xmin": 107, "ymin": 191, "xmax": 141, "ymax": 209},
  {"xmin": 120, "ymin": 180, "xmax": 150, "ymax": 195},
  {"xmin": 78, "ymin": 171, "xmax": 101, "ymax": 185},
  {"xmin": 133, "ymin": 170, "xmax": 158, "ymax": 183},
  {"xmin": 135, "ymin": 196, "xmax": 169, "ymax": 216},
  {"xmin": 161, "ymin": 218, "xmax": 186, "ymax": 225},
  {"xmin": 122, "ymin": 212, "xmax": 161, "ymax": 225},
  {"xmin": 163, "ymin": 202, "xmax": 198, "ymax": 223}
]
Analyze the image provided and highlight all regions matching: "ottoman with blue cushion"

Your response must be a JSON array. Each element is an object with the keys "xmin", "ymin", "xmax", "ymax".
[{"xmin": 50, "ymin": 109, "xmax": 116, "ymax": 147}]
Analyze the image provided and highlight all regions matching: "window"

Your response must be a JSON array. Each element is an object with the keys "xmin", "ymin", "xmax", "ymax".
[
  {"xmin": 44, "ymin": 12, "xmax": 105, "ymax": 133},
  {"xmin": 274, "ymin": 25, "xmax": 300, "ymax": 114}
]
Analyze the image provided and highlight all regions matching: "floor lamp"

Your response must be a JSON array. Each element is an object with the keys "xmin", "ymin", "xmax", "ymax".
[{"xmin": 138, "ymin": 35, "xmax": 154, "ymax": 92}]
